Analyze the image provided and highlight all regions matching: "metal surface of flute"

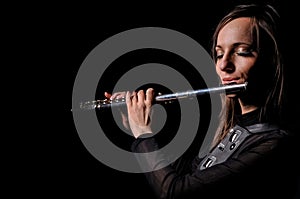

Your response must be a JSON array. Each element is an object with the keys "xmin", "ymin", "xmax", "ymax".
[{"xmin": 76, "ymin": 82, "xmax": 247, "ymax": 111}]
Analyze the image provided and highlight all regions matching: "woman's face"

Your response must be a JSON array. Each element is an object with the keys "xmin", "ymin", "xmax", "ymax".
[{"xmin": 215, "ymin": 17, "xmax": 258, "ymax": 97}]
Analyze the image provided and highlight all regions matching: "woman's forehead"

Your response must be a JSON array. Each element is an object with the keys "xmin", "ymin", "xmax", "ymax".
[{"xmin": 217, "ymin": 18, "xmax": 253, "ymax": 47}]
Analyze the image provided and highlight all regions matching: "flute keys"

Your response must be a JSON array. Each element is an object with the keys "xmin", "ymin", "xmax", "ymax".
[{"xmin": 112, "ymin": 97, "xmax": 125, "ymax": 103}]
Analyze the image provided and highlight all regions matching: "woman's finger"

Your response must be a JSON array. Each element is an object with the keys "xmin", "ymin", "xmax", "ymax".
[
  {"xmin": 126, "ymin": 91, "xmax": 132, "ymax": 106},
  {"xmin": 137, "ymin": 90, "xmax": 145, "ymax": 104},
  {"xmin": 104, "ymin": 92, "xmax": 112, "ymax": 99},
  {"xmin": 145, "ymin": 88, "xmax": 154, "ymax": 106}
]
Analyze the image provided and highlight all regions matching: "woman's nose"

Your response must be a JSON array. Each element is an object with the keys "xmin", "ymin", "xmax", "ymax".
[{"xmin": 218, "ymin": 54, "xmax": 235, "ymax": 72}]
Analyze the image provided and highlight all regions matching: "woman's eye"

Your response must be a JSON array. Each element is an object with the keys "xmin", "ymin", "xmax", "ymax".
[
  {"xmin": 235, "ymin": 47, "xmax": 254, "ymax": 56},
  {"xmin": 216, "ymin": 53, "xmax": 224, "ymax": 59},
  {"xmin": 236, "ymin": 51, "xmax": 253, "ymax": 56}
]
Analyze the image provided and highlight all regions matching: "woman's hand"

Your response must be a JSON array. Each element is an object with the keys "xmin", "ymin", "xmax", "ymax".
[
  {"xmin": 126, "ymin": 88, "xmax": 154, "ymax": 138},
  {"xmin": 104, "ymin": 91, "xmax": 130, "ymax": 130}
]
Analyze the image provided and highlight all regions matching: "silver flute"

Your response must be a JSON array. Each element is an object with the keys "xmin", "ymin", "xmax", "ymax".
[{"xmin": 77, "ymin": 82, "xmax": 247, "ymax": 110}]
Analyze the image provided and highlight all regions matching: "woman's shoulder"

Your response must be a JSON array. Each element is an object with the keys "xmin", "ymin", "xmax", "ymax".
[{"xmin": 232, "ymin": 123, "xmax": 293, "ymax": 158}]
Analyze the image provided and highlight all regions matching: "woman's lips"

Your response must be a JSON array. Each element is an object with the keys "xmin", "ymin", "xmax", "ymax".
[
  {"xmin": 223, "ymin": 82, "xmax": 237, "ymax": 85},
  {"xmin": 222, "ymin": 78, "xmax": 239, "ymax": 85}
]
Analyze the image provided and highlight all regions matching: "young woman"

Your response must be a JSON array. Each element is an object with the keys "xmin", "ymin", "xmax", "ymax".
[{"xmin": 106, "ymin": 4, "xmax": 299, "ymax": 199}]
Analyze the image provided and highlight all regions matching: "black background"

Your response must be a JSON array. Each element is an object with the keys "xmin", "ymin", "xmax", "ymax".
[{"xmin": 8, "ymin": 0, "xmax": 299, "ymax": 198}]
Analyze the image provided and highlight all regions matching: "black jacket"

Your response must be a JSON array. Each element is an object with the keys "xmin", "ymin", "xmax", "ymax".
[{"xmin": 131, "ymin": 110, "xmax": 299, "ymax": 199}]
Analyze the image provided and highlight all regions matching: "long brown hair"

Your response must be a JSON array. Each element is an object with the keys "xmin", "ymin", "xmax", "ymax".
[{"xmin": 211, "ymin": 4, "xmax": 285, "ymax": 147}]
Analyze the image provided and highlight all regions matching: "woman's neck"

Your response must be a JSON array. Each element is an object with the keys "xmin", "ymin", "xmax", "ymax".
[{"xmin": 238, "ymin": 99, "xmax": 259, "ymax": 114}]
